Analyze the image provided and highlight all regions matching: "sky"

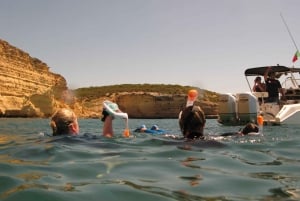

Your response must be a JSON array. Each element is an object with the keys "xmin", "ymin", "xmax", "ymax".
[{"xmin": 1, "ymin": 0, "xmax": 300, "ymax": 94}]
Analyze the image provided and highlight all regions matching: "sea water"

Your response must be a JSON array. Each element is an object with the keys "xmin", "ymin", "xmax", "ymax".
[{"xmin": 0, "ymin": 118, "xmax": 299, "ymax": 201}]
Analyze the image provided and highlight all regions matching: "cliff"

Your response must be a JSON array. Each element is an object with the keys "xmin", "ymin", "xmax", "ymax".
[
  {"xmin": 72, "ymin": 92, "xmax": 218, "ymax": 119},
  {"xmin": 116, "ymin": 92, "xmax": 218, "ymax": 119},
  {"xmin": 0, "ymin": 39, "xmax": 219, "ymax": 118},
  {"xmin": 0, "ymin": 39, "xmax": 68, "ymax": 117}
]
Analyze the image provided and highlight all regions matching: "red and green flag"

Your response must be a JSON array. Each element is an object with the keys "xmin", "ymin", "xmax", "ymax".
[{"xmin": 292, "ymin": 50, "xmax": 300, "ymax": 63}]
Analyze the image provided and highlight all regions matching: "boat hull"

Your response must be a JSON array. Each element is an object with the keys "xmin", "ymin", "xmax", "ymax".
[{"xmin": 275, "ymin": 103, "xmax": 300, "ymax": 124}]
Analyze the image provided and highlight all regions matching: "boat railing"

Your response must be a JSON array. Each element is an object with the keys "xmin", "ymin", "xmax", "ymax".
[
  {"xmin": 282, "ymin": 77, "xmax": 300, "ymax": 89},
  {"xmin": 284, "ymin": 88, "xmax": 300, "ymax": 101}
]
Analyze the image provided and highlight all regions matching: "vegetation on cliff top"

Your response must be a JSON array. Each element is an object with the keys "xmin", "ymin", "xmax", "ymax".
[{"xmin": 74, "ymin": 84, "xmax": 219, "ymax": 102}]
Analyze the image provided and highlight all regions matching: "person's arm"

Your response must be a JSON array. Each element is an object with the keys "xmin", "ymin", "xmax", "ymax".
[
  {"xmin": 253, "ymin": 81, "xmax": 265, "ymax": 92},
  {"xmin": 101, "ymin": 101, "xmax": 126, "ymax": 138},
  {"xmin": 264, "ymin": 67, "xmax": 271, "ymax": 81},
  {"xmin": 258, "ymin": 83, "xmax": 266, "ymax": 92},
  {"xmin": 252, "ymin": 82, "xmax": 257, "ymax": 92},
  {"xmin": 103, "ymin": 115, "xmax": 114, "ymax": 137}
]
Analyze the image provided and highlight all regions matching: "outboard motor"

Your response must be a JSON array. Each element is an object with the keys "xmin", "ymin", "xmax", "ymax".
[
  {"xmin": 236, "ymin": 92, "xmax": 259, "ymax": 124},
  {"xmin": 218, "ymin": 93, "xmax": 238, "ymax": 125}
]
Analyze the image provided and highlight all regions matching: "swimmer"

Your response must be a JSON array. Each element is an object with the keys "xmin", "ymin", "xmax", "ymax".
[
  {"xmin": 179, "ymin": 105, "xmax": 206, "ymax": 139},
  {"xmin": 179, "ymin": 89, "xmax": 206, "ymax": 140},
  {"xmin": 134, "ymin": 124, "xmax": 166, "ymax": 135},
  {"xmin": 150, "ymin": 124, "xmax": 159, "ymax": 130},
  {"xmin": 50, "ymin": 105, "xmax": 117, "ymax": 137},
  {"xmin": 220, "ymin": 122, "xmax": 259, "ymax": 137},
  {"xmin": 101, "ymin": 101, "xmax": 128, "ymax": 138},
  {"xmin": 134, "ymin": 125, "xmax": 147, "ymax": 132},
  {"xmin": 50, "ymin": 108, "xmax": 79, "ymax": 136}
]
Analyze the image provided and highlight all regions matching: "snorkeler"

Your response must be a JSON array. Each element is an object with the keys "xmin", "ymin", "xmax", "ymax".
[
  {"xmin": 178, "ymin": 89, "xmax": 206, "ymax": 139},
  {"xmin": 219, "ymin": 122, "xmax": 259, "ymax": 137},
  {"xmin": 178, "ymin": 89, "xmax": 260, "ymax": 139},
  {"xmin": 134, "ymin": 124, "xmax": 166, "ymax": 135},
  {"xmin": 134, "ymin": 125, "xmax": 148, "ymax": 132},
  {"xmin": 179, "ymin": 104, "xmax": 206, "ymax": 139}
]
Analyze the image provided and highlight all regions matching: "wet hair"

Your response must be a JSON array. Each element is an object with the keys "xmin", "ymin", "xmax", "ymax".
[
  {"xmin": 50, "ymin": 108, "xmax": 77, "ymax": 136},
  {"xmin": 179, "ymin": 105, "xmax": 206, "ymax": 139},
  {"xmin": 241, "ymin": 123, "xmax": 259, "ymax": 135}
]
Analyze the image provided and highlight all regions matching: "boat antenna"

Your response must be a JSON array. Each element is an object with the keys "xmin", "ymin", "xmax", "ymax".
[{"xmin": 280, "ymin": 13, "xmax": 299, "ymax": 51}]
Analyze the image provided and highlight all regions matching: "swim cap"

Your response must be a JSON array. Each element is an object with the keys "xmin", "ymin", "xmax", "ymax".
[
  {"xmin": 151, "ymin": 125, "xmax": 159, "ymax": 130},
  {"xmin": 139, "ymin": 124, "xmax": 147, "ymax": 129}
]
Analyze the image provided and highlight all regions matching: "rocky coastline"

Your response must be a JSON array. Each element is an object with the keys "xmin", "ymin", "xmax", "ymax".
[{"xmin": 0, "ymin": 39, "xmax": 218, "ymax": 119}]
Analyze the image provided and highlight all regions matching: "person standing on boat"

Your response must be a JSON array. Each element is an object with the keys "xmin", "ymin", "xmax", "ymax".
[{"xmin": 264, "ymin": 67, "xmax": 285, "ymax": 103}]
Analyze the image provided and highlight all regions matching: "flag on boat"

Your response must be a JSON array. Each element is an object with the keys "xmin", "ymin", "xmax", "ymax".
[{"xmin": 292, "ymin": 50, "xmax": 300, "ymax": 63}]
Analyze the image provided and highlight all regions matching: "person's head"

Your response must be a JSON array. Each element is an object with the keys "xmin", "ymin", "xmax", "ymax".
[
  {"xmin": 269, "ymin": 72, "xmax": 276, "ymax": 79},
  {"xmin": 140, "ymin": 124, "xmax": 147, "ymax": 131},
  {"xmin": 240, "ymin": 123, "xmax": 259, "ymax": 135},
  {"xmin": 151, "ymin": 125, "xmax": 159, "ymax": 130},
  {"xmin": 179, "ymin": 105, "xmax": 206, "ymax": 139},
  {"xmin": 50, "ymin": 108, "xmax": 79, "ymax": 136},
  {"xmin": 254, "ymin": 76, "xmax": 262, "ymax": 83}
]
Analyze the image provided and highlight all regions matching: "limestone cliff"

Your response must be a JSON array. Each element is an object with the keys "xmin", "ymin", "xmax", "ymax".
[
  {"xmin": 74, "ymin": 92, "xmax": 218, "ymax": 119},
  {"xmin": 116, "ymin": 92, "xmax": 218, "ymax": 119},
  {"xmin": 0, "ymin": 39, "xmax": 219, "ymax": 119},
  {"xmin": 0, "ymin": 39, "xmax": 67, "ymax": 117}
]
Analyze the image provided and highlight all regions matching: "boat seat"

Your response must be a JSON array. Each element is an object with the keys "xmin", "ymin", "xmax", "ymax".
[{"xmin": 252, "ymin": 92, "xmax": 268, "ymax": 98}]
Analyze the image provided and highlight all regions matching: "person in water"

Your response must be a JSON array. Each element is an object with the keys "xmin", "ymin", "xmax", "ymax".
[
  {"xmin": 50, "ymin": 106, "xmax": 117, "ymax": 137},
  {"xmin": 240, "ymin": 122, "xmax": 259, "ymax": 135},
  {"xmin": 179, "ymin": 104, "xmax": 206, "ymax": 139},
  {"xmin": 151, "ymin": 124, "xmax": 159, "ymax": 130},
  {"xmin": 134, "ymin": 124, "xmax": 148, "ymax": 132},
  {"xmin": 178, "ymin": 90, "xmax": 259, "ymax": 139},
  {"xmin": 220, "ymin": 122, "xmax": 259, "ymax": 137},
  {"xmin": 50, "ymin": 108, "xmax": 80, "ymax": 136},
  {"xmin": 133, "ymin": 124, "xmax": 165, "ymax": 134},
  {"xmin": 100, "ymin": 101, "xmax": 127, "ymax": 138}
]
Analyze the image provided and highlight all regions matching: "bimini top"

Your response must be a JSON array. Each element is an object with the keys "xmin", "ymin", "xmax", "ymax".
[{"xmin": 244, "ymin": 65, "xmax": 300, "ymax": 76}]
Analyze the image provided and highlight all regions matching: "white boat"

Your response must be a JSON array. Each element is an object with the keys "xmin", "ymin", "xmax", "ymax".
[{"xmin": 218, "ymin": 65, "xmax": 300, "ymax": 125}]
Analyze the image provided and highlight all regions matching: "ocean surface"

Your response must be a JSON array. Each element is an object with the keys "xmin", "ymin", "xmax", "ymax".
[{"xmin": 0, "ymin": 118, "xmax": 299, "ymax": 201}]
